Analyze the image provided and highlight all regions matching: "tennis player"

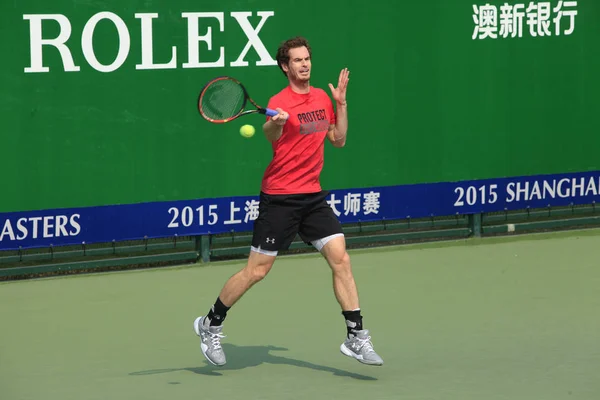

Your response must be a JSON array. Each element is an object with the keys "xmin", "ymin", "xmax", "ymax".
[{"xmin": 193, "ymin": 37, "xmax": 383, "ymax": 367}]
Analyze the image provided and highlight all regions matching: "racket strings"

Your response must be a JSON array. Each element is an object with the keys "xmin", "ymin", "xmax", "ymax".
[{"xmin": 201, "ymin": 79, "xmax": 245, "ymax": 121}]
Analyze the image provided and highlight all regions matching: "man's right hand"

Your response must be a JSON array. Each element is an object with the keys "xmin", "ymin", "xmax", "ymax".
[{"xmin": 270, "ymin": 108, "xmax": 289, "ymax": 126}]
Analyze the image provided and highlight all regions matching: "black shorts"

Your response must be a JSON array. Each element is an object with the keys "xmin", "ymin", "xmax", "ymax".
[{"xmin": 251, "ymin": 190, "xmax": 344, "ymax": 253}]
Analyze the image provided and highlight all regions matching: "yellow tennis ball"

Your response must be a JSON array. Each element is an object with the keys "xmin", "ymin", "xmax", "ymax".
[{"xmin": 240, "ymin": 124, "xmax": 255, "ymax": 138}]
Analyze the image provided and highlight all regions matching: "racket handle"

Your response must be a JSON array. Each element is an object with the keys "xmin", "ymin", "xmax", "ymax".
[{"xmin": 265, "ymin": 108, "xmax": 279, "ymax": 117}]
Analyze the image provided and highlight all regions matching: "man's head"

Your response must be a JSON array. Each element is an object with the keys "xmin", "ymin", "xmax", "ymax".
[{"xmin": 276, "ymin": 36, "xmax": 312, "ymax": 82}]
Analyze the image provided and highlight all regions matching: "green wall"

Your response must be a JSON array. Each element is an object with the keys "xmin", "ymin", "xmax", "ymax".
[{"xmin": 1, "ymin": 0, "xmax": 598, "ymax": 212}]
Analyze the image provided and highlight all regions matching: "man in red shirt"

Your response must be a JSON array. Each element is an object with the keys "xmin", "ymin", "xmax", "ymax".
[{"xmin": 193, "ymin": 37, "xmax": 383, "ymax": 367}]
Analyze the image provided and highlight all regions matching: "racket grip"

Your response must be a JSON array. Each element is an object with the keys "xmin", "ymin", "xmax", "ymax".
[{"xmin": 265, "ymin": 108, "xmax": 279, "ymax": 117}]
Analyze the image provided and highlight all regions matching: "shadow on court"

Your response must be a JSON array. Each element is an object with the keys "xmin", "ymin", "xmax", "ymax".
[{"xmin": 130, "ymin": 344, "xmax": 377, "ymax": 381}]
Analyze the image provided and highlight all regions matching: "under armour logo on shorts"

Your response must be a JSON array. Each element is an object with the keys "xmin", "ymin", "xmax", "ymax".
[{"xmin": 266, "ymin": 237, "xmax": 275, "ymax": 244}]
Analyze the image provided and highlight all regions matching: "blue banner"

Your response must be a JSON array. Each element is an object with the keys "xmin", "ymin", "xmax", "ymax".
[{"xmin": 2, "ymin": 170, "xmax": 600, "ymax": 250}]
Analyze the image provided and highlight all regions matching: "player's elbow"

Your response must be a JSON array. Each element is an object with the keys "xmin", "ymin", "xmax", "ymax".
[
  {"xmin": 328, "ymin": 129, "xmax": 346, "ymax": 148},
  {"xmin": 332, "ymin": 139, "xmax": 346, "ymax": 148},
  {"xmin": 331, "ymin": 135, "xmax": 346, "ymax": 148}
]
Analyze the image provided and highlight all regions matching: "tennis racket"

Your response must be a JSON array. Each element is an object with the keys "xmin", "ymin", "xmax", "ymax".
[{"xmin": 197, "ymin": 76, "xmax": 279, "ymax": 123}]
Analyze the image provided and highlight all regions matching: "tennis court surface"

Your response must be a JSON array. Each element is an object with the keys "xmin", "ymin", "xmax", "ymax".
[{"xmin": 1, "ymin": 229, "xmax": 598, "ymax": 400}]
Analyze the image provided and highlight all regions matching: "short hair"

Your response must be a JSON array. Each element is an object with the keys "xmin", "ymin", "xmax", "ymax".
[{"xmin": 275, "ymin": 36, "xmax": 312, "ymax": 77}]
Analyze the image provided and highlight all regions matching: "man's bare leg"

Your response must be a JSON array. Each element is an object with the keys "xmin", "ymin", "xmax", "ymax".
[
  {"xmin": 319, "ymin": 235, "xmax": 384, "ymax": 366},
  {"xmin": 193, "ymin": 250, "xmax": 276, "ymax": 366}
]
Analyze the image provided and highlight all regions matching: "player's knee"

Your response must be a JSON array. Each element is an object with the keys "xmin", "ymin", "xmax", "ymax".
[
  {"xmin": 246, "ymin": 260, "xmax": 274, "ymax": 283},
  {"xmin": 330, "ymin": 251, "xmax": 351, "ymax": 273},
  {"xmin": 250, "ymin": 266, "xmax": 270, "ymax": 283},
  {"xmin": 340, "ymin": 251, "xmax": 351, "ymax": 269}
]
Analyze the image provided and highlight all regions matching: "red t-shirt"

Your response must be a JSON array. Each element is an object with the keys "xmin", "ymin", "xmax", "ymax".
[{"xmin": 261, "ymin": 86, "xmax": 336, "ymax": 195}]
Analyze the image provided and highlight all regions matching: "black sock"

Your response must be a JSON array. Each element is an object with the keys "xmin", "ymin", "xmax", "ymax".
[
  {"xmin": 342, "ymin": 309, "xmax": 363, "ymax": 338},
  {"xmin": 206, "ymin": 297, "xmax": 230, "ymax": 326}
]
